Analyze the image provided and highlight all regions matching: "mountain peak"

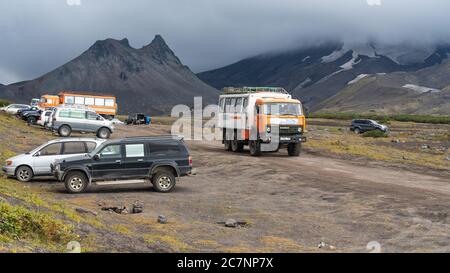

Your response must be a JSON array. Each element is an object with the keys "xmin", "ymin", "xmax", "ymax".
[{"xmin": 141, "ymin": 34, "xmax": 182, "ymax": 65}]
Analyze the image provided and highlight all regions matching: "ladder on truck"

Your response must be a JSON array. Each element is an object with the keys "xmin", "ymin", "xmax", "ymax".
[{"xmin": 222, "ymin": 87, "xmax": 288, "ymax": 94}]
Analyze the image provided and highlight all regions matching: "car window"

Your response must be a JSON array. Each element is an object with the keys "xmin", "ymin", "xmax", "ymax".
[
  {"xmin": 149, "ymin": 141, "xmax": 181, "ymax": 156},
  {"xmin": 63, "ymin": 142, "xmax": 87, "ymax": 155},
  {"xmin": 86, "ymin": 142, "xmax": 97, "ymax": 152},
  {"xmin": 125, "ymin": 144, "xmax": 145, "ymax": 158},
  {"xmin": 98, "ymin": 144, "xmax": 122, "ymax": 158},
  {"xmin": 87, "ymin": 112, "xmax": 98, "ymax": 120},
  {"xmin": 39, "ymin": 143, "xmax": 62, "ymax": 156}
]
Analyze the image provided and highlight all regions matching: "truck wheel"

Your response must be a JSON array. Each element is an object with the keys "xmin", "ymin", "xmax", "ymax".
[
  {"xmin": 152, "ymin": 171, "xmax": 176, "ymax": 193},
  {"xmin": 224, "ymin": 140, "xmax": 232, "ymax": 151},
  {"xmin": 231, "ymin": 139, "xmax": 244, "ymax": 152},
  {"xmin": 27, "ymin": 116, "xmax": 37, "ymax": 125},
  {"xmin": 97, "ymin": 127, "xmax": 111, "ymax": 139},
  {"xmin": 58, "ymin": 125, "xmax": 71, "ymax": 137},
  {"xmin": 288, "ymin": 143, "xmax": 301, "ymax": 156},
  {"xmin": 249, "ymin": 140, "xmax": 261, "ymax": 156},
  {"xmin": 64, "ymin": 171, "xmax": 88, "ymax": 194},
  {"xmin": 16, "ymin": 166, "xmax": 33, "ymax": 182}
]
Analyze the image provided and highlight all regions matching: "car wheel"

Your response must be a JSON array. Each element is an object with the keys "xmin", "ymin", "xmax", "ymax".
[
  {"xmin": 16, "ymin": 166, "xmax": 33, "ymax": 182},
  {"xmin": 249, "ymin": 140, "xmax": 261, "ymax": 156},
  {"xmin": 27, "ymin": 116, "xmax": 37, "ymax": 125},
  {"xmin": 288, "ymin": 143, "xmax": 301, "ymax": 156},
  {"xmin": 152, "ymin": 171, "xmax": 176, "ymax": 193},
  {"xmin": 58, "ymin": 125, "xmax": 71, "ymax": 137},
  {"xmin": 97, "ymin": 127, "xmax": 111, "ymax": 139},
  {"xmin": 64, "ymin": 171, "xmax": 88, "ymax": 194},
  {"xmin": 354, "ymin": 128, "xmax": 361, "ymax": 134}
]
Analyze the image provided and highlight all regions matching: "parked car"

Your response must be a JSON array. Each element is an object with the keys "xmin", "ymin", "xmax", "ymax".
[
  {"xmin": 1, "ymin": 104, "xmax": 31, "ymax": 115},
  {"xmin": 17, "ymin": 106, "xmax": 40, "ymax": 117},
  {"xmin": 51, "ymin": 107, "xmax": 114, "ymax": 138},
  {"xmin": 37, "ymin": 109, "xmax": 54, "ymax": 127},
  {"xmin": 125, "ymin": 113, "xmax": 146, "ymax": 125},
  {"xmin": 350, "ymin": 119, "xmax": 389, "ymax": 134},
  {"xmin": 53, "ymin": 136, "xmax": 194, "ymax": 193},
  {"xmin": 2, "ymin": 138, "xmax": 105, "ymax": 182},
  {"xmin": 22, "ymin": 109, "xmax": 43, "ymax": 125}
]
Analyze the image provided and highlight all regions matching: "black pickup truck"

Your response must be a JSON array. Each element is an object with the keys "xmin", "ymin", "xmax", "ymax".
[{"xmin": 53, "ymin": 136, "xmax": 194, "ymax": 193}]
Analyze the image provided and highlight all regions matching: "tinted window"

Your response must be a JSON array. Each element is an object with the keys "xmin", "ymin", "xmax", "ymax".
[
  {"xmin": 70, "ymin": 111, "xmax": 86, "ymax": 119},
  {"xmin": 39, "ymin": 143, "xmax": 62, "ymax": 156},
  {"xmin": 99, "ymin": 144, "xmax": 121, "ymax": 159},
  {"xmin": 63, "ymin": 142, "xmax": 87, "ymax": 155},
  {"xmin": 243, "ymin": 98, "xmax": 248, "ymax": 109},
  {"xmin": 86, "ymin": 142, "xmax": 97, "ymax": 152},
  {"xmin": 125, "ymin": 144, "xmax": 145, "ymax": 157},
  {"xmin": 149, "ymin": 141, "xmax": 181, "ymax": 156}
]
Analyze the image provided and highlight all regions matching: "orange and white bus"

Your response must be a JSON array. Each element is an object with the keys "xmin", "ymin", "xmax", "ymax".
[{"xmin": 38, "ymin": 92, "xmax": 118, "ymax": 118}]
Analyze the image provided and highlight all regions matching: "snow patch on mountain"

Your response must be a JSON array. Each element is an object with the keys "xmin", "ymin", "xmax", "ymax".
[
  {"xmin": 302, "ymin": 56, "xmax": 311, "ymax": 62},
  {"xmin": 321, "ymin": 48, "xmax": 347, "ymax": 63},
  {"xmin": 403, "ymin": 84, "xmax": 441, "ymax": 93},
  {"xmin": 340, "ymin": 51, "xmax": 361, "ymax": 70},
  {"xmin": 347, "ymin": 74, "xmax": 369, "ymax": 85}
]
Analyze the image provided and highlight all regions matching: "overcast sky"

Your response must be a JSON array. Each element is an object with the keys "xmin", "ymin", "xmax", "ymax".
[{"xmin": 1, "ymin": 0, "xmax": 450, "ymax": 84}]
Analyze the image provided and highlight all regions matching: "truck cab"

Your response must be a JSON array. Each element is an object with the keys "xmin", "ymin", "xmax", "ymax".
[{"xmin": 218, "ymin": 87, "xmax": 306, "ymax": 156}]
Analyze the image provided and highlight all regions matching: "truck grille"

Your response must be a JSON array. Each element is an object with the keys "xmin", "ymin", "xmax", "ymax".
[{"xmin": 278, "ymin": 125, "xmax": 300, "ymax": 135}]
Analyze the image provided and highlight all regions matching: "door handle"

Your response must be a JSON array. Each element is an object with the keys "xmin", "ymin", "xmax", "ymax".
[
  {"xmin": 115, "ymin": 160, "xmax": 121, "ymax": 163},
  {"xmin": 137, "ymin": 159, "xmax": 144, "ymax": 162}
]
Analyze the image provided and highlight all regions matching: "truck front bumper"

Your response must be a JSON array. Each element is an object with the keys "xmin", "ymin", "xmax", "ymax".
[{"xmin": 261, "ymin": 134, "xmax": 306, "ymax": 144}]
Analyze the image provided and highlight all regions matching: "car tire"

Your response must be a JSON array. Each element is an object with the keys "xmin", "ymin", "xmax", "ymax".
[
  {"xmin": 15, "ymin": 166, "xmax": 33, "ymax": 182},
  {"xmin": 27, "ymin": 116, "xmax": 37, "ymax": 125},
  {"xmin": 354, "ymin": 128, "xmax": 361, "ymax": 134},
  {"xmin": 249, "ymin": 140, "xmax": 261, "ymax": 156},
  {"xmin": 58, "ymin": 125, "xmax": 72, "ymax": 137},
  {"xmin": 64, "ymin": 171, "xmax": 88, "ymax": 194},
  {"xmin": 152, "ymin": 171, "xmax": 176, "ymax": 193},
  {"xmin": 97, "ymin": 127, "xmax": 111, "ymax": 139},
  {"xmin": 288, "ymin": 143, "xmax": 301, "ymax": 156}
]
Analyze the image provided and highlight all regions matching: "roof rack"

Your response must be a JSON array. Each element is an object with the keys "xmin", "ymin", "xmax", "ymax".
[
  {"xmin": 222, "ymin": 86, "xmax": 288, "ymax": 94},
  {"xmin": 123, "ymin": 135, "xmax": 184, "ymax": 140}
]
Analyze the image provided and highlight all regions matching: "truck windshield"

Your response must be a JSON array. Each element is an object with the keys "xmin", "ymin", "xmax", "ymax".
[{"xmin": 263, "ymin": 103, "xmax": 302, "ymax": 116}]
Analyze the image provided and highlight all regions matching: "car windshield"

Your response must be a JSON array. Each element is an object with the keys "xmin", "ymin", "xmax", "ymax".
[
  {"xmin": 370, "ymin": 120, "xmax": 381, "ymax": 125},
  {"xmin": 263, "ymin": 103, "xmax": 302, "ymax": 116}
]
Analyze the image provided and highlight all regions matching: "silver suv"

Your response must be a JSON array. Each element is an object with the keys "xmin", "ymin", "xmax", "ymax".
[{"xmin": 51, "ymin": 107, "xmax": 114, "ymax": 138}]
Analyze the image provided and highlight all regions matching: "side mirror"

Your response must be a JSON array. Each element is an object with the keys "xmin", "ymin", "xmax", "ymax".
[
  {"xmin": 93, "ymin": 154, "xmax": 100, "ymax": 161},
  {"xmin": 96, "ymin": 116, "xmax": 101, "ymax": 120},
  {"xmin": 35, "ymin": 151, "xmax": 41, "ymax": 157}
]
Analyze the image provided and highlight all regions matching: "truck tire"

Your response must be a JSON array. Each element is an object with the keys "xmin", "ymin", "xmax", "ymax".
[
  {"xmin": 64, "ymin": 171, "xmax": 88, "ymax": 194},
  {"xmin": 224, "ymin": 140, "xmax": 232, "ymax": 151},
  {"xmin": 231, "ymin": 140, "xmax": 244, "ymax": 152},
  {"xmin": 58, "ymin": 125, "xmax": 71, "ymax": 137},
  {"xmin": 249, "ymin": 140, "xmax": 261, "ymax": 156},
  {"xmin": 288, "ymin": 143, "xmax": 301, "ymax": 156},
  {"xmin": 27, "ymin": 116, "xmax": 37, "ymax": 125},
  {"xmin": 152, "ymin": 171, "xmax": 176, "ymax": 193},
  {"xmin": 16, "ymin": 165, "xmax": 33, "ymax": 182},
  {"xmin": 97, "ymin": 127, "xmax": 111, "ymax": 139}
]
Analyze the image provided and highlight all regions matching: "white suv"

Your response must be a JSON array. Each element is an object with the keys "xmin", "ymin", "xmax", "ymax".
[
  {"xmin": 2, "ymin": 138, "xmax": 105, "ymax": 182},
  {"xmin": 51, "ymin": 106, "xmax": 114, "ymax": 138}
]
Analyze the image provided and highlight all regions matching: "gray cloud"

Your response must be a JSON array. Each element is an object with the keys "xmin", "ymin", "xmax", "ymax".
[{"xmin": 1, "ymin": 0, "xmax": 450, "ymax": 84}]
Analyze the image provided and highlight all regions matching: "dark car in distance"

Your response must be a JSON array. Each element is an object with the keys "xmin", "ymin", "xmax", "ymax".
[
  {"xmin": 125, "ymin": 113, "xmax": 146, "ymax": 125},
  {"xmin": 350, "ymin": 119, "xmax": 389, "ymax": 134},
  {"xmin": 53, "ymin": 136, "xmax": 193, "ymax": 193}
]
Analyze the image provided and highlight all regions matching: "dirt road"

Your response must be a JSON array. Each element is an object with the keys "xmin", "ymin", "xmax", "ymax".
[{"xmin": 30, "ymin": 124, "xmax": 448, "ymax": 253}]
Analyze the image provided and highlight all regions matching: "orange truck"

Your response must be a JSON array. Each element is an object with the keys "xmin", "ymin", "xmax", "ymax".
[
  {"xmin": 38, "ymin": 92, "xmax": 117, "ymax": 118},
  {"xmin": 217, "ymin": 87, "xmax": 306, "ymax": 156}
]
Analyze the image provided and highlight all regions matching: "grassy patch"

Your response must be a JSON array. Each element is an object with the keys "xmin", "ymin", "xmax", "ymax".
[
  {"xmin": 0, "ymin": 202, "xmax": 77, "ymax": 246},
  {"xmin": 310, "ymin": 112, "xmax": 450, "ymax": 125},
  {"xmin": 0, "ymin": 100, "xmax": 11, "ymax": 107},
  {"xmin": 362, "ymin": 130, "xmax": 388, "ymax": 138}
]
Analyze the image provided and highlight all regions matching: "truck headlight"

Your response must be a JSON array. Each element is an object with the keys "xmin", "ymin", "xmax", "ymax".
[
  {"xmin": 55, "ymin": 164, "xmax": 60, "ymax": 171},
  {"xmin": 297, "ymin": 127, "xmax": 302, "ymax": 133},
  {"xmin": 266, "ymin": 126, "xmax": 271, "ymax": 133}
]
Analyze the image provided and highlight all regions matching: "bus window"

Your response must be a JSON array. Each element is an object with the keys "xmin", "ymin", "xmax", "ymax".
[
  {"xmin": 64, "ymin": 96, "xmax": 75, "ymax": 104},
  {"xmin": 75, "ymin": 97, "xmax": 84, "ymax": 105},
  {"xmin": 95, "ymin": 98, "xmax": 105, "ymax": 106},
  {"xmin": 85, "ymin": 97, "xmax": 94, "ymax": 105},
  {"xmin": 230, "ymin": 98, "xmax": 236, "ymax": 112},
  {"xmin": 243, "ymin": 98, "xmax": 248, "ymax": 109},
  {"xmin": 225, "ymin": 98, "xmax": 232, "ymax": 113},
  {"xmin": 235, "ymin": 98, "xmax": 243, "ymax": 112},
  {"xmin": 105, "ymin": 99, "xmax": 114, "ymax": 107},
  {"xmin": 219, "ymin": 98, "xmax": 225, "ymax": 111}
]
